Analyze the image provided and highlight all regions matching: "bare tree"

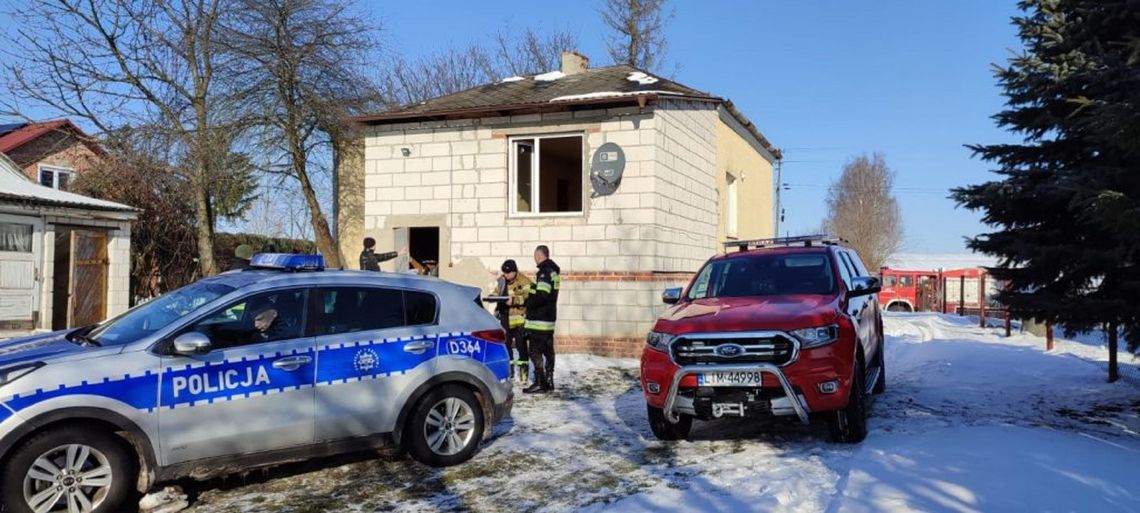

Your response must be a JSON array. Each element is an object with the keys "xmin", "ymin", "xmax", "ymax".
[
  {"xmin": 2, "ymin": 0, "xmax": 256, "ymax": 276},
  {"xmin": 383, "ymin": 27, "xmax": 578, "ymax": 106},
  {"xmin": 227, "ymin": 0, "xmax": 383, "ymax": 267},
  {"xmin": 71, "ymin": 147, "xmax": 200, "ymax": 299},
  {"xmin": 600, "ymin": 0, "xmax": 670, "ymax": 71},
  {"xmin": 823, "ymin": 153, "xmax": 904, "ymax": 271}
]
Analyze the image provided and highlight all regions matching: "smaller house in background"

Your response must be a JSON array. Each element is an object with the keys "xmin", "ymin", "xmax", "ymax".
[
  {"xmin": 0, "ymin": 119, "xmax": 106, "ymax": 191},
  {"xmin": 0, "ymin": 153, "xmax": 136, "ymax": 331}
]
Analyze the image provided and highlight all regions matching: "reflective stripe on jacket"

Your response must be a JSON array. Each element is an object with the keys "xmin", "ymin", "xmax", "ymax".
[{"xmin": 524, "ymin": 259, "xmax": 560, "ymax": 331}]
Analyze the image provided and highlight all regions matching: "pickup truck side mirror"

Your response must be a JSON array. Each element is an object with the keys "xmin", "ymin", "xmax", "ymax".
[
  {"xmin": 847, "ymin": 276, "xmax": 882, "ymax": 298},
  {"xmin": 172, "ymin": 332, "xmax": 213, "ymax": 355},
  {"xmin": 662, "ymin": 287, "xmax": 683, "ymax": 305}
]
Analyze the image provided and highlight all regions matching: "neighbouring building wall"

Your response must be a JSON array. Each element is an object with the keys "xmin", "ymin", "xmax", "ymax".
[
  {"xmin": 8, "ymin": 133, "xmax": 102, "ymax": 185},
  {"xmin": 335, "ymin": 140, "xmax": 366, "ymax": 268},
  {"xmin": 715, "ymin": 108, "xmax": 777, "ymax": 243}
]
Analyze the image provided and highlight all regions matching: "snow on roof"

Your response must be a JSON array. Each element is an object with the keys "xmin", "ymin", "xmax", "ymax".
[
  {"xmin": 533, "ymin": 70, "xmax": 565, "ymax": 82},
  {"xmin": 549, "ymin": 90, "xmax": 686, "ymax": 103},
  {"xmin": 884, "ymin": 253, "xmax": 999, "ymax": 271},
  {"xmin": 0, "ymin": 154, "xmax": 136, "ymax": 212},
  {"xmin": 500, "ymin": 76, "xmax": 525, "ymax": 83},
  {"xmin": 626, "ymin": 71, "xmax": 659, "ymax": 85}
]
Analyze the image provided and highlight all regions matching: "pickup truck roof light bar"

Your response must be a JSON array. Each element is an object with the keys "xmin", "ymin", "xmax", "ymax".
[{"xmin": 723, "ymin": 234, "xmax": 845, "ymax": 252}]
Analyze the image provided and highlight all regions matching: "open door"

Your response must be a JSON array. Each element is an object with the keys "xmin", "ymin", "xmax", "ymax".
[{"xmin": 392, "ymin": 227, "xmax": 410, "ymax": 272}]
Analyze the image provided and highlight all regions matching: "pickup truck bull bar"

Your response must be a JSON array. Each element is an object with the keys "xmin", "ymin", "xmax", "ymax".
[{"xmin": 663, "ymin": 363, "xmax": 811, "ymax": 425}]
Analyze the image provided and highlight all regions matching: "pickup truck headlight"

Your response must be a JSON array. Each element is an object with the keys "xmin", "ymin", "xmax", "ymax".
[
  {"xmin": 645, "ymin": 331, "xmax": 674, "ymax": 351},
  {"xmin": 790, "ymin": 325, "xmax": 839, "ymax": 349}
]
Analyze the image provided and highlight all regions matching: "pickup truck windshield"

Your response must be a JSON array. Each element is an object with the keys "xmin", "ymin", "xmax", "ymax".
[
  {"xmin": 86, "ymin": 281, "xmax": 236, "ymax": 346},
  {"xmin": 688, "ymin": 253, "xmax": 836, "ymax": 299}
]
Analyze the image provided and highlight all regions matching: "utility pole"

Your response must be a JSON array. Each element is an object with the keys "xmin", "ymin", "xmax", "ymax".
[{"xmin": 774, "ymin": 155, "xmax": 783, "ymax": 237}]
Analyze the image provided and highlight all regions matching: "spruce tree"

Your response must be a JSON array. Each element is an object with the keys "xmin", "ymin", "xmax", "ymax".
[{"xmin": 953, "ymin": 0, "xmax": 1140, "ymax": 382}]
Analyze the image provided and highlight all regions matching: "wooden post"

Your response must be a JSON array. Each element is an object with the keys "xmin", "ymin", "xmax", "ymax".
[
  {"xmin": 941, "ymin": 276, "xmax": 948, "ymax": 314},
  {"xmin": 1045, "ymin": 321, "xmax": 1054, "ymax": 351},
  {"xmin": 1108, "ymin": 322, "xmax": 1119, "ymax": 383},
  {"xmin": 958, "ymin": 276, "xmax": 965, "ymax": 316},
  {"xmin": 979, "ymin": 272, "xmax": 987, "ymax": 328},
  {"xmin": 1004, "ymin": 310, "xmax": 1011, "ymax": 337}
]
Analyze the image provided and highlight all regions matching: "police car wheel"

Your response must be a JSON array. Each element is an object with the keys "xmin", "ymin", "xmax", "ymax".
[
  {"xmin": 406, "ymin": 385, "xmax": 484, "ymax": 467},
  {"xmin": 1, "ymin": 426, "xmax": 135, "ymax": 513}
]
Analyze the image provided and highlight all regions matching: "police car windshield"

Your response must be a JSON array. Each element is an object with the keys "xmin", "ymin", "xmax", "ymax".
[
  {"xmin": 687, "ymin": 253, "xmax": 836, "ymax": 299},
  {"xmin": 87, "ymin": 281, "xmax": 236, "ymax": 346}
]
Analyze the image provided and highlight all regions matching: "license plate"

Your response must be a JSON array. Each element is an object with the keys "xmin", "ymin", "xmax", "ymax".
[{"xmin": 697, "ymin": 371, "xmax": 762, "ymax": 387}]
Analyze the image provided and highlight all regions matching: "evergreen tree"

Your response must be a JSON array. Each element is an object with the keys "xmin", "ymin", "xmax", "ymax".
[{"xmin": 953, "ymin": 1, "xmax": 1140, "ymax": 382}]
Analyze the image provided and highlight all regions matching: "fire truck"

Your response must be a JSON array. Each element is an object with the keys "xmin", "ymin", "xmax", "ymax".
[{"xmin": 878, "ymin": 267, "xmax": 999, "ymax": 314}]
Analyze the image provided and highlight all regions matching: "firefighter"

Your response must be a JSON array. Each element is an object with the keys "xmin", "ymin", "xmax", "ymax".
[
  {"xmin": 359, "ymin": 237, "xmax": 399, "ymax": 271},
  {"xmin": 496, "ymin": 259, "xmax": 531, "ymax": 383},
  {"xmin": 523, "ymin": 245, "xmax": 560, "ymax": 394}
]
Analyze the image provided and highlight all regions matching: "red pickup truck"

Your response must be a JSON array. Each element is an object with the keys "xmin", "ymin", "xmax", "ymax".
[{"xmin": 640, "ymin": 236, "xmax": 885, "ymax": 443}]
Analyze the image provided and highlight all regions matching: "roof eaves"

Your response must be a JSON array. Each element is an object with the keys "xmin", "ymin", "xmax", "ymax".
[
  {"xmin": 720, "ymin": 100, "xmax": 782, "ymax": 160},
  {"xmin": 0, "ymin": 191, "xmax": 141, "ymax": 214},
  {"xmin": 350, "ymin": 93, "xmax": 712, "ymax": 125}
]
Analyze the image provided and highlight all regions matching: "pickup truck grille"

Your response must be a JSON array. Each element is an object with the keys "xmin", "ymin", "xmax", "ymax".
[{"xmin": 671, "ymin": 334, "xmax": 797, "ymax": 366}]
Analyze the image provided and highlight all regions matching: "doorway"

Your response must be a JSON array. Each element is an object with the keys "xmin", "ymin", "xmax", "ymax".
[
  {"xmin": 52, "ymin": 228, "xmax": 109, "ymax": 329},
  {"xmin": 409, "ymin": 227, "xmax": 440, "ymax": 276}
]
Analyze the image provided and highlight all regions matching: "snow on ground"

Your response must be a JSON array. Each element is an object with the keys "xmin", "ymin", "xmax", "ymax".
[{"xmin": 181, "ymin": 314, "xmax": 1140, "ymax": 512}]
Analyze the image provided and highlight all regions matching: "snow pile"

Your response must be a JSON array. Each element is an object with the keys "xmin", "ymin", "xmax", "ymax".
[
  {"xmin": 184, "ymin": 314, "xmax": 1140, "ymax": 512},
  {"xmin": 549, "ymin": 90, "xmax": 684, "ymax": 102},
  {"xmin": 627, "ymin": 71, "xmax": 660, "ymax": 85},
  {"xmin": 534, "ymin": 70, "xmax": 565, "ymax": 81}
]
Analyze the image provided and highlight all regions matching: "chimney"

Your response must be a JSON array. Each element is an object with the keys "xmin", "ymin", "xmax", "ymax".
[{"xmin": 561, "ymin": 51, "xmax": 589, "ymax": 75}]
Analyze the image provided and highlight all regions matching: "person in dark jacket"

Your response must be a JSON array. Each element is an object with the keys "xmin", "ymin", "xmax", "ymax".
[
  {"xmin": 359, "ymin": 237, "xmax": 398, "ymax": 271},
  {"xmin": 523, "ymin": 245, "xmax": 560, "ymax": 394}
]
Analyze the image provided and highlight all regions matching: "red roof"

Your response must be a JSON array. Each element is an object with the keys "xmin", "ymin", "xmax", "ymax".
[{"xmin": 0, "ymin": 119, "xmax": 105, "ymax": 156}]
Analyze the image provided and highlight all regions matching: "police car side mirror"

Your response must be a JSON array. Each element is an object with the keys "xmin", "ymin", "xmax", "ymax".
[
  {"xmin": 662, "ymin": 287, "xmax": 682, "ymax": 305},
  {"xmin": 173, "ymin": 332, "xmax": 213, "ymax": 355}
]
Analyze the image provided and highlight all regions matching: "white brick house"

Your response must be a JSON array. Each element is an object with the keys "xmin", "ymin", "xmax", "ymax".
[{"xmin": 338, "ymin": 53, "xmax": 780, "ymax": 357}]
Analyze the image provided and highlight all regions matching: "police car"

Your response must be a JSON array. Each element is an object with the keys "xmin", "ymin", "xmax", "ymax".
[{"xmin": 0, "ymin": 254, "xmax": 513, "ymax": 513}]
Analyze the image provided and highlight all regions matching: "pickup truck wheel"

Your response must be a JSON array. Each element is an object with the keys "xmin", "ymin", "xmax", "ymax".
[
  {"xmin": 647, "ymin": 405, "xmax": 692, "ymax": 441},
  {"xmin": 828, "ymin": 359, "xmax": 869, "ymax": 443},
  {"xmin": 872, "ymin": 343, "xmax": 886, "ymax": 395},
  {"xmin": 1, "ymin": 426, "xmax": 136, "ymax": 513},
  {"xmin": 404, "ymin": 385, "xmax": 485, "ymax": 467}
]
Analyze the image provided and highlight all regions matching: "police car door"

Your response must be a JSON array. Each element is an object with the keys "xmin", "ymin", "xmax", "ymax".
[
  {"xmin": 310, "ymin": 286, "xmax": 438, "ymax": 441},
  {"xmin": 157, "ymin": 287, "xmax": 316, "ymax": 465}
]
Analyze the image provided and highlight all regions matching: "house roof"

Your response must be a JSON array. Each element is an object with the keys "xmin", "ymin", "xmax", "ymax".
[
  {"xmin": 352, "ymin": 65, "xmax": 780, "ymax": 159},
  {"xmin": 0, "ymin": 152, "xmax": 136, "ymax": 213},
  {"xmin": 0, "ymin": 119, "xmax": 107, "ymax": 156}
]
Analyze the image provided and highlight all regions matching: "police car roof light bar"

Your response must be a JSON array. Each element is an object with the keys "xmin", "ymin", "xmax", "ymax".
[
  {"xmin": 248, "ymin": 253, "xmax": 326, "ymax": 271},
  {"xmin": 723, "ymin": 234, "xmax": 844, "ymax": 252}
]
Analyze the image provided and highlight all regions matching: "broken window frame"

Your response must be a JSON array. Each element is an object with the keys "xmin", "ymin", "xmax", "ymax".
[{"xmin": 508, "ymin": 133, "xmax": 585, "ymax": 217}]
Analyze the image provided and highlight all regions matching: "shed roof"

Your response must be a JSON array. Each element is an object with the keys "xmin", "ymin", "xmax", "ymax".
[{"xmin": 0, "ymin": 153, "xmax": 136, "ymax": 213}]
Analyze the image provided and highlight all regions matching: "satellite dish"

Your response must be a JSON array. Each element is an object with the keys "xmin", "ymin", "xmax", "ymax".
[{"xmin": 590, "ymin": 142, "xmax": 625, "ymax": 197}]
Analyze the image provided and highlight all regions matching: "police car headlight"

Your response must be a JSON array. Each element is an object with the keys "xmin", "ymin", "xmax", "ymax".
[
  {"xmin": 0, "ymin": 362, "xmax": 44, "ymax": 387},
  {"xmin": 645, "ymin": 331, "xmax": 674, "ymax": 352},
  {"xmin": 791, "ymin": 325, "xmax": 839, "ymax": 349}
]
